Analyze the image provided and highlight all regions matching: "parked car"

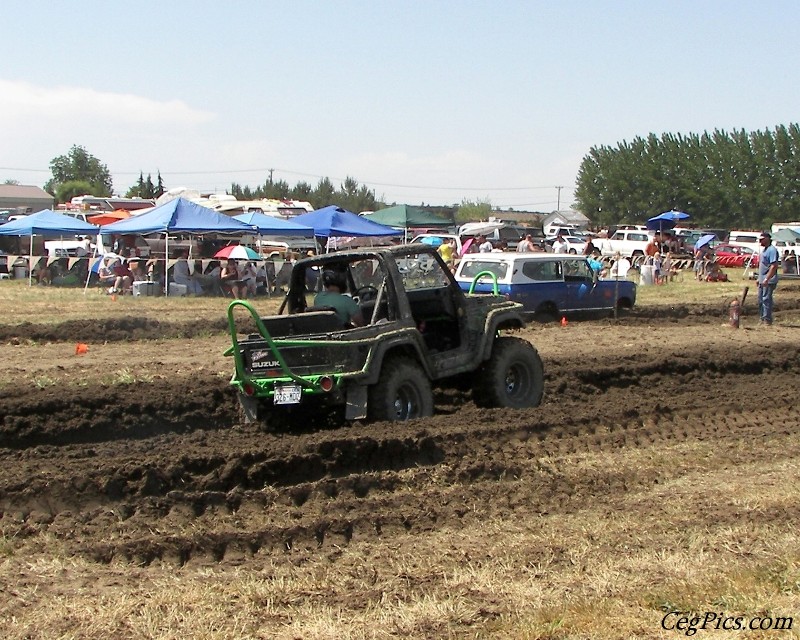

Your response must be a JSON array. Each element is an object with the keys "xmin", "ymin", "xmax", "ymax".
[
  {"xmin": 454, "ymin": 253, "xmax": 636, "ymax": 321},
  {"xmin": 712, "ymin": 243, "xmax": 759, "ymax": 268},
  {"xmin": 410, "ymin": 233, "xmax": 463, "ymax": 255},
  {"xmin": 677, "ymin": 229, "xmax": 717, "ymax": 252},
  {"xmin": 594, "ymin": 229, "xmax": 652, "ymax": 258},
  {"xmin": 544, "ymin": 235, "xmax": 587, "ymax": 254},
  {"xmin": 726, "ymin": 230, "xmax": 762, "ymax": 255},
  {"xmin": 458, "ymin": 223, "xmax": 526, "ymax": 251}
]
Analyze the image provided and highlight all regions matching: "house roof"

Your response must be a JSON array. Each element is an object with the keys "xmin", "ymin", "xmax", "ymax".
[
  {"xmin": 0, "ymin": 184, "xmax": 54, "ymax": 201},
  {"xmin": 543, "ymin": 210, "xmax": 590, "ymax": 225}
]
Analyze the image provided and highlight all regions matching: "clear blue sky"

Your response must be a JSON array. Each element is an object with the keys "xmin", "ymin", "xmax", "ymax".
[{"xmin": 2, "ymin": 0, "xmax": 798, "ymax": 211}]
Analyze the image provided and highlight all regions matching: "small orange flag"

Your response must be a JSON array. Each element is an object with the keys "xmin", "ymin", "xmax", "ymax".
[
  {"xmin": 560, "ymin": 316, "xmax": 568, "ymax": 327},
  {"xmin": 75, "ymin": 343, "xmax": 89, "ymax": 355}
]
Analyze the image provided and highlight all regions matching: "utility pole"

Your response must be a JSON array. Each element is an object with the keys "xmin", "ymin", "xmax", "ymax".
[
  {"xmin": 555, "ymin": 185, "xmax": 564, "ymax": 211},
  {"xmin": 268, "ymin": 168, "xmax": 274, "ymax": 184}
]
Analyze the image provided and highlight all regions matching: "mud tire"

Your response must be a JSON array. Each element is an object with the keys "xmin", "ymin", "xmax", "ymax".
[
  {"xmin": 368, "ymin": 358, "xmax": 434, "ymax": 421},
  {"xmin": 473, "ymin": 337, "xmax": 544, "ymax": 408}
]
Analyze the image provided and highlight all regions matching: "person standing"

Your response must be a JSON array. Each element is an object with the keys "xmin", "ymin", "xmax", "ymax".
[
  {"xmin": 757, "ymin": 231, "xmax": 779, "ymax": 325},
  {"xmin": 437, "ymin": 237, "xmax": 454, "ymax": 266},
  {"xmin": 517, "ymin": 234, "xmax": 535, "ymax": 253},
  {"xmin": 478, "ymin": 235, "xmax": 493, "ymax": 253},
  {"xmin": 552, "ymin": 232, "xmax": 568, "ymax": 254}
]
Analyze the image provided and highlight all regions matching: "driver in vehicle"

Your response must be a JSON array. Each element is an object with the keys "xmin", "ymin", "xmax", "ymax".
[{"xmin": 314, "ymin": 269, "xmax": 365, "ymax": 327}]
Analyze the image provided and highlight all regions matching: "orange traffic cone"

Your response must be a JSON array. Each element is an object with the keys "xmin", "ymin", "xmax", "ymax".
[
  {"xmin": 75, "ymin": 343, "xmax": 89, "ymax": 355},
  {"xmin": 560, "ymin": 316, "xmax": 568, "ymax": 327}
]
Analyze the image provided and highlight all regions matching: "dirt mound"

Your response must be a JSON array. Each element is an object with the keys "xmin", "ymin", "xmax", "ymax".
[{"xmin": 2, "ymin": 322, "xmax": 798, "ymax": 569}]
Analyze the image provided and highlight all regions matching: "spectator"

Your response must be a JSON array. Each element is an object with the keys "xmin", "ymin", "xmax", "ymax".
[
  {"xmin": 98, "ymin": 257, "xmax": 117, "ymax": 290},
  {"xmin": 694, "ymin": 244, "xmax": 710, "ymax": 281},
  {"xmin": 240, "ymin": 261, "xmax": 259, "ymax": 298},
  {"xmin": 196, "ymin": 260, "xmax": 224, "ymax": 296},
  {"xmin": 781, "ymin": 250, "xmax": 797, "ymax": 275},
  {"xmin": 221, "ymin": 258, "xmax": 244, "ymax": 298},
  {"xmin": 645, "ymin": 235, "xmax": 659, "ymax": 258},
  {"xmin": 552, "ymin": 232, "xmax": 569, "ymax": 254},
  {"xmin": 587, "ymin": 252, "xmax": 603, "ymax": 274},
  {"xmin": 146, "ymin": 257, "xmax": 163, "ymax": 285},
  {"xmin": 758, "ymin": 232, "xmax": 779, "ymax": 325},
  {"xmin": 128, "ymin": 257, "xmax": 147, "ymax": 281},
  {"xmin": 517, "ymin": 234, "xmax": 536, "ymax": 253},
  {"xmin": 438, "ymin": 237, "xmax": 455, "ymax": 266},
  {"xmin": 478, "ymin": 235, "xmax": 493, "ymax": 253},
  {"xmin": 172, "ymin": 249, "xmax": 204, "ymax": 295},
  {"xmin": 609, "ymin": 252, "xmax": 631, "ymax": 278},
  {"xmin": 112, "ymin": 259, "xmax": 134, "ymax": 295}
]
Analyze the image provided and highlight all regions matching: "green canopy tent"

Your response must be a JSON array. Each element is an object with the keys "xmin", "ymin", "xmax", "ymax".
[{"xmin": 362, "ymin": 205, "xmax": 452, "ymax": 241}]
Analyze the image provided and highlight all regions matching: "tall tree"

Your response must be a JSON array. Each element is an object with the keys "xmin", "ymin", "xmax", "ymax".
[
  {"xmin": 155, "ymin": 172, "xmax": 165, "ymax": 198},
  {"xmin": 56, "ymin": 180, "xmax": 95, "ymax": 204},
  {"xmin": 45, "ymin": 145, "xmax": 113, "ymax": 201},
  {"xmin": 575, "ymin": 124, "xmax": 800, "ymax": 230},
  {"xmin": 455, "ymin": 198, "xmax": 492, "ymax": 224}
]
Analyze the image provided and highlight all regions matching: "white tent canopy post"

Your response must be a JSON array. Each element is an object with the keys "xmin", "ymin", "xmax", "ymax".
[
  {"xmin": 82, "ymin": 248, "xmax": 99, "ymax": 295},
  {"xmin": 165, "ymin": 233, "xmax": 169, "ymax": 296},
  {"xmin": 27, "ymin": 235, "xmax": 33, "ymax": 287}
]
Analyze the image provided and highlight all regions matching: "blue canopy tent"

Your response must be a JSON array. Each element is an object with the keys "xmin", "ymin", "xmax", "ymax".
[
  {"xmin": 98, "ymin": 197, "xmax": 255, "ymax": 293},
  {"xmin": 647, "ymin": 210, "xmax": 690, "ymax": 232},
  {"xmin": 232, "ymin": 211, "xmax": 315, "ymax": 236},
  {"xmin": 99, "ymin": 197, "xmax": 254, "ymax": 235},
  {"xmin": 292, "ymin": 205, "xmax": 402, "ymax": 251},
  {"xmin": 0, "ymin": 209, "xmax": 100, "ymax": 285}
]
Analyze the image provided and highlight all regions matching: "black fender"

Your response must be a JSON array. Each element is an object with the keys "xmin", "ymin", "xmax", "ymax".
[
  {"xmin": 476, "ymin": 308, "xmax": 527, "ymax": 362},
  {"xmin": 360, "ymin": 330, "xmax": 433, "ymax": 386}
]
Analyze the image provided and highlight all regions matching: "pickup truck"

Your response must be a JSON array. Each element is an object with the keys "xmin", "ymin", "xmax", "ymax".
[{"xmin": 594, "ymin": 229, "xmax": 652, "ymax": 259}]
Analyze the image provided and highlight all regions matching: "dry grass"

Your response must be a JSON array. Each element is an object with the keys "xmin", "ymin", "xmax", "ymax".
[
  {"xmin": 0, "ymin": 268, "xmax": 755, "ymax": 326},
  {"xmin": 2, "ymin": 271, "xmax": 799, "ymax": 639},
  {"xmin": 0, "ymin": 279, "xmax": 284, "ymax": 325},
  {"xmin": 2, "ymin": 425, "xmax": 798, "ymax": 639}
]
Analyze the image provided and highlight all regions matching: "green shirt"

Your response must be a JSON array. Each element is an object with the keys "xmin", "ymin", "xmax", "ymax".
[{"xmin": 314, "ymin": 290, "xmax": 361, "ymax": 325}]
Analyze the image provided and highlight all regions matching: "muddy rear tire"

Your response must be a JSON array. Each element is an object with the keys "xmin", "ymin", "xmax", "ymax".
[
  {"xmin": 238, "ymin": 393, "xmax": 261, "ymax": 423},
  {"xmin": 368, "ymin": 358, "xmax": 434, "ymax": 421},
  {"xmin": 473, "ymin": 337, "xmax": 544, "ymax": 409}
]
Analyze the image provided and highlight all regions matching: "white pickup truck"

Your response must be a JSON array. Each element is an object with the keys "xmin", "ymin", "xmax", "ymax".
[{"xmin": 594, "ymin": 229, "xmax": 652, "ymax": 259}]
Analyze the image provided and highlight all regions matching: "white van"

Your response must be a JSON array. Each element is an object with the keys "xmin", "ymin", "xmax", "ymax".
[{"xmin": 727, "ymin": 231, "xmax": 762, "ymax": 255}]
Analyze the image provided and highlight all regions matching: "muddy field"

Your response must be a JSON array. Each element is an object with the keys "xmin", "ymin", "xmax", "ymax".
[{"xmin": 1, "ymin": 284, "xmax": 800, "ymax": 638}]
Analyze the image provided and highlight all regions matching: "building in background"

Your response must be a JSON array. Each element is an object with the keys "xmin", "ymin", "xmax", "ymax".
[{"xmin": 0, "ymin": 184, "xmax": 54, "ymax": 216}]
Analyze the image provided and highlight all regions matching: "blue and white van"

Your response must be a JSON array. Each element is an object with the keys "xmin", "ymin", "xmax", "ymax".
[{"xmin": 455, "ymin": 253, "xmax": 637, "ymax": 320}]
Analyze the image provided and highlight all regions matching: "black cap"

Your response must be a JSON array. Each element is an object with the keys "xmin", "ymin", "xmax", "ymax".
[{"xmin": 322, "ymin": 269, "xmax": 347, "ymax": 290}]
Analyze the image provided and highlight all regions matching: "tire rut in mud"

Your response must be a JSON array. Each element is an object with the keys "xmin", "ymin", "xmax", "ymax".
[{"xmin": 2, "ymin": 340, "xmax": 799, "ymax": 568}]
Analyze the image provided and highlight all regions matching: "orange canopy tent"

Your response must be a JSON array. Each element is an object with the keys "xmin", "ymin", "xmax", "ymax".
[{"xmin": 87, "ymin": 209, "xmax": 132, "ymax": 226}]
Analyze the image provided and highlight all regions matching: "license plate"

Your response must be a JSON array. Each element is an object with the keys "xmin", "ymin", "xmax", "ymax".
[{"xmin": 274, "ymin": 384, "xmax": 302, "ymax": 405}]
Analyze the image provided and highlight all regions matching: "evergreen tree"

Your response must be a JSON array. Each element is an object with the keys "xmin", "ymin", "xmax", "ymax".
[
  {"xmin": 575, "ymin": 124, "xmax": 800, "ymax": 230},
  {"xmin": 156, "ymin": 172, "xmax": 165, "ymax": 198}
]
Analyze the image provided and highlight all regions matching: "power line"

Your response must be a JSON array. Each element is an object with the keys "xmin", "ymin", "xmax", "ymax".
[{"xmin": 0, "ymin": 165, "xmax": 572, "ymax": 193}]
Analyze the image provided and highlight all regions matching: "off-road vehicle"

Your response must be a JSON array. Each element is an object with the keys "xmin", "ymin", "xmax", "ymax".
[{"xmin": 225, "ymin": 244, "xmax": 544, "ymax": 426}]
